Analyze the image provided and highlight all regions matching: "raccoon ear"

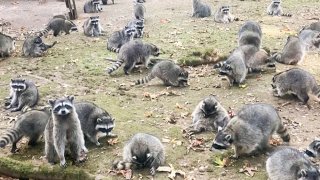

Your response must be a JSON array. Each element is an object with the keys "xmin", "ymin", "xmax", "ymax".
[
  {"xmin": 67, "ymin": 96, "xmax": 74, "ymax": 102},
  {"xmin": 218, "ymin": 126, "xmax": 223, "ymax": 132},
  {"xmin": 315, "ymin": 142, "xmax": 320, "ymax": 151},
  {"xmin": 48, "ymin": 99, "xmax": 55, "ymax": 106},
  {"xmin": 146, "ymin": 153, "xmax": 151, "ymax": 158},
  {"xmin": 97, "ymin": 118, "xmax": 102, "ymax": 123},
  {"xmin": 132, "ymin": 156, "xmax": 137, "ymax": 160},
  {"xmin": 225, "ymin": 134, "xmax": 232, "ymax": 141}
]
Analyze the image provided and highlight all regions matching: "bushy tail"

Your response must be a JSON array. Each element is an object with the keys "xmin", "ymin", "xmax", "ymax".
[
  {"xmin": 281, "ymin": 13, "xmax": 292, "ymax": 17},
  {"xmin": 135, "ymin": 74, "xmax": 155, "ymax": 85},
  {"xmin": 277, "ymin": 123, "xmax": 290, "ymax": 142},
  {"xmin": 107, "ymin": 59, "xmax": 124, "ymax": 74},
  {"xmin": 213, "ymin": 61, "xmax": 224, "ymax": 69},
  {"xmin": 38, "ymin": 26, "xmax": 50, "ymax": 37},
  {"xmin": 272, "ymin": 52, "xmax": 282, "ymax": 63},
  {"xmin": 107, "ymin": 46, "xmax": 120, "ymax": 53},
  {"xmin": 0, "ymin": 129, "xmax": 22, "ymax": 148}
]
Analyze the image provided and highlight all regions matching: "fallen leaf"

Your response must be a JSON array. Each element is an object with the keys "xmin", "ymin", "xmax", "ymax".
[
  {"xmin": 239, "ymin": 162, "xmax": 258, "ymax": 177},
  {"xmin": 175, "ymin": 103, "xmax": 184, "ymax": 109},
  {"xmin": 269, "ymin": 138, "xmax": 282, "ymax": 147},
  {"xmin": 144, "ymin": 111, "xmax": 153, "ymax": 118},
  {"xmin": 107, "ymin": 138, "xmax": 118, "ymax": 146},
  {"xmin": 213, "ymin": 157, "xmax": 231, "ymax": 168},
  {"xmin": 162, "ymin": 138, "xmax": 171, "ymax": 143},
  {"xmin": 157, "ymin": 166, "xmax": 172, "ymax": 172}
]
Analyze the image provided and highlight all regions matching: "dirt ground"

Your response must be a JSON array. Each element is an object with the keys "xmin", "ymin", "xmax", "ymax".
[{"xmin": 1, "ymin": 0, "xmax": 320, "ymax": 179}]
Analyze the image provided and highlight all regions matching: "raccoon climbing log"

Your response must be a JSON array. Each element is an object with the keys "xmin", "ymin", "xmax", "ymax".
[{"xmin": 65, "ymin": 0, "xmax": 78, "ymax": 20}]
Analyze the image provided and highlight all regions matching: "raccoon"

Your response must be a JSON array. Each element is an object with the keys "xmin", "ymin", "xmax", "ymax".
[
  {"xmin": 192, "ymin": 0, "xmax": 212, "ymax": 18},
  {"xmin": 266, "ymin": 147, "xmax": 320, "ymax": 180},
  {"xmin": 246, "ymin": 48, "xmax": 276, "ymax": 72},
  {"xmin": 84, "ymin": 0, "xmax": 102, "ymax": 13},
  {"xmin": 299, "ymin": 29, "xmax": 320, "ymax": 50},
  {"xmin": 306, "ymin": 21, "xmax": 320, "ymax": 32},
  {"xmin": 74, "ymin": 102, "xmax": 116, "ymax": 146},
  {"xmin": 52, "ymin": 14, "xmax": 68, "ymax": 20},
  {"xmin": 190, "ymin": 95, "xmax": 229, "ymax": 134},
  {"xmin": 83, "ymin": 16, "xmax": 104, "ymax": 37},
  {"xmin": 0, "ymin": 32, "xmax": 15, "ymax": 58},
  {"xmin": 214, "ymin": 6, "xmax": 236, "ymax": 23},
  {"xmin": 102, "ymin": 0, "xmax": 114, "ymax": 5},
  {"xmin": 0, "ymin": 107, "xmax": 51, "ymax": 153},
  {"xmin": 107, "ymin": 26, "xmax": 136, "ymax": 53},
  {"xmin": 45, "ymin": 96, "xmax": 88, "ymax": 167},
  {"xmin": 135, "ymin": 60, "xmax": 188, "ymax": 87},
  {"xmin": 134, "ymin": 2, "xmax": 146, "ymax": 20},
  {"xmin": 22, "ymin": 36, "xmax": 57, "ymax": 57},
  {"xmin": 5, "ymin": 79, "xmax": 39, "ymax": 112},
  {"xmin": 107, "ymin": 40, "xmax": 160, "ymax": 75},
  {"xmin": 211, "ymin": 103, "xmax": 290, "ymax": 158},
  {"xmin": 267, "ymin": 0, "xmax": 292, "ymax": 17},
  {"xmin": 238, "ymin": 21, "xmax": 262, "ymax": 49},
  {"xmin": 305, "ymin": 140, "xmax": 320, "ymax": 158},
  {"xmin": 114, "ymin": 133, "xmax": 165, "ymax": 176},
  {"xmin": 272, "ymin": 36, "xmax": 305, "ymax": 65},
  {"xmin": 127, "ymin": 19, "xmax": 144, "ymax": 38},
  {"xmin": 271, "ymin": 68, "xmax": 320, "ymax": 108},
  {"xmin": 38, "ymin": 18, "xmax": 77, "ymax": 37}
]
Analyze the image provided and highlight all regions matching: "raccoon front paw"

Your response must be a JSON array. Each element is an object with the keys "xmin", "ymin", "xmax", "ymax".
[
  {"xmin": 10, "ymin": 108, "xmax": 20, "ymax": 112},
  {"xmin": 96, "ymin": 142, "xmax": 101, "ymax": 146},
  {"xmin": 60, "ymin": 161, "xmax": 67, "ymax": 168},
  {"xmin": 150, "ymin": 167, "xmax": 156, "ymax": 176}
]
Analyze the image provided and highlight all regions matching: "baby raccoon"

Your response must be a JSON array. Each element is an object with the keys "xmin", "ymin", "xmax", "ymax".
[
  {"xmin": 0, "ymin": 32, "xmax": 15, "ymax": 58},
  {"xmin": 84, "ymin": 0, "xmax": 102, "ymax": 13},
  {"xmin": 0, "ymin": 107, "xmax": 51, "ymax": 153},
  {"xmin": 305, "ymin": 140, "xmax": 320, "ymax": 158},
  {"xmin": 214, "ymin": 6, "xmax": 236, "ymax": 23},
  {"xmin": 107, "ymin": 26, "xmax": 136, "ymax": 53},
  {"xmin": 5, "ymin": 79, "xmax": 39, "ymax": 112},
  {"xmin": 135, "ymin": 60, "xmax": 188, "ymax": 87},
  {"xmin": 190, "ymin": 95, "xmax": 229, "ymax": 134},
  {"xmin": 38, "ymin": 18, "xmax": 77, "ymax": 37},
  {"xmin": 74, "ymin": 102, "xmax": 116, "ymax": 146},
  {"xmin": 83, "ymin": 16, "xmax": 104, "ymax": 37},
  {"xmin": 134, "ymin": 2, "xmax": 145, "ymax": 20},
  {"xmin": 267, "ymin": 147, "xmax": 320, "ymax": 180},
  {"xmin": 192, "ymin": 0, "xmax": 212, "ymax": 18},
  {"xmin": 238, "ymin": 21, "xmax": 262, "ymax": 49},
  {"xmin": 127, "ymin": 19, "xmax": 144, "ymax": 38},
  {"xmin": 267, "ymin": 0, "xmax": 292, "ymax": 17},
  {"xmin": 22, "ymin": 36, "xmax": 57, "ymax": 57},
  {"xmin": 272, "ymin": 36, "xmax": 305, "ymax": 65},
  {"xmin": 114, "ymin": 133, "xmax": 165, "ymax": 176},
  {"xmin": 211, "ymin": 103, "xmax": 290, "ymax": 158},
  {"xmin": 45, "ymin": 96, "xmax": 87, "ymax": 167},
  {"xmin": 299, "ymin": 29, "xmax": 320, "ymax": 50},
  {"xmin": 271, "ymin": 68, "xmax": 320, "ymax": 108},
  {"xmin": 107, "ymin": 40, "xmax": 160, "ymax": 75}
]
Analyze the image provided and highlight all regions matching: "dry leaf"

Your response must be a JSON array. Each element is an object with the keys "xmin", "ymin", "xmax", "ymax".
[
  {"xmin": 269, "ymin": 138, "xmax": 282, "ymax": 147},
  {"xmin": 162, "ymin": 138, "xmax": 171, "ymax": 143},
  {"xmin": 157, "ymin": 166, "xmax": 172, "ymax": 172},
  {"xmin": 239, "ymin": 162, "xmax": 258, "ymax": 177},
  {"xmin": 108, "ymin": 169, "xmax": 132, "ymax": 179},
  {"xmin": 107, "ymin": 138, "xmax": 118, "ymax": 146},
  {"xmin": 175, "ymin": 103, "xmax": 184, "ymax": 109},
  {"xmin": 144, "ymin": 111, "xmax": 153, "ymax": 118},
  {"xmin": 213, "ymin": 157, "xmax": 231, "ymax": 168}
]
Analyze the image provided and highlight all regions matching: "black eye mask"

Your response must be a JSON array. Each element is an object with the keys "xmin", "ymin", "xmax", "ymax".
[
  {"xmin": 212, "ymin": 143, "xmax": 228, "ymax": 150},
  {"xmin": 305, "ymin": 150, "xmax": 316, "ymax": 158}
]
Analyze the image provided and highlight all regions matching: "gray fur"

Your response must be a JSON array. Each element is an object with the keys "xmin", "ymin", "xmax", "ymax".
[
  {"xmin": 52, "ymin": 14, "xmax": 68, "ymax": 20},
  {"xmin": 38, "ymin": 18, "xmax": 77, "ymax": 37},
  {"xmin": 299, "ymin": 29, "xmax": 320, "ymax": 50},
  {"xmin": 305, "ymin": 21, "xmax": 320, "ymax": 32},
  {"xmin": 22, "ymin": 36, "xmax": 57, "ymax": 57},
  {"xmin": 117, "ymin": 133, "xmax": 165, "ymax": 176},
  {"xmin": 107, "ymin": 26, "xmax": 136, "ymax": 53},
  {"xmin": 271, "ymin": 68, "xmax": 320, "ymax": 107},
  {"xmin": 135, "ymin": 60, "xmax": 188, "ymax": 87},
  {"xmin": 102, "ymin": 0, "xmax": 114, "ymax": 5},
  {"xmin": 84, "ymin": 0, "xmax": 102, "ymax": 13},
  {"xmin": 267, "ymin": 0, "xmax": 292, "ymax": 17},
  {"xmin": 83, "ymin": 16, "xmax": 104, "ymax": 37},
  {"xmin": 134, "ymin": 3, "xmax": 145, "ymax": 20},
  {"xmin": 74, "ymin": 102, "xmax": 116, "ymax": 146},
  {"xmin": 267, "ymin": 147, "xmax": 320, "ymax": 180},
  {"xmin": 305, "ymin": 140, "xmax": 320, "ymax": 159},
  {"xmin": 211, "ymin": 103, "xmax": 290, "ymax": 158},
  {"xmin": 273, "ymin": 36, "xmax": 305, "ymax": 65},
  {"xmin": 192, "ymin": 0, "xmax": 212, "ymax": 18},
  {"xmin": 0, "ymin": 33, "xmax": 15, "ymax": 58},
  {"xmin": 45, "ymin": 96, "xmax": 87, "ymax": 167},
  {"xmin": 190, "ymin": 95, "xmax": 229, "ymax": 134},
  {"xmin": 214, "ymin": 6, "xmax": 235, "ymax": 23},
  {"xmin": 0, "ymin": 107, "xmax": 50, "ymax": 153},
  {"xmin": 126, "ymin": 19, "xmax": 144, "ymax": 38},
  {"xmin": 107, "ymin": 40, "xmax": 160, "ymax": 75},
  {"xmin": 5, "ymin": 79, "xmax": 39, "ymax": 112},
  {"xmin": 238, "ymin": 21, "xmax": 262, "ymax": 49}
]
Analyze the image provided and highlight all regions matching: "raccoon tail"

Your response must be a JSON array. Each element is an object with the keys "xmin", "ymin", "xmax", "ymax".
[
  {"xmin": 38, "ymin": 26, "xmax": 50, "ymax": 37},
  {"xmin": 277, "ymin": 123, "xmax": 290, "ymax": 142},
  {"xmin": 107, "ymin": 47, "xmax": 120, "ymax": 53},
  {"xmin": 248, "ymin": 67, "xmax": 262, "ymax": 74},
  {"xmin": 135, "ymin": 73, "xmax": 155, "ymax": 85},
  {"xmin": 272, "ymin": 52, "xmax": 282, "ymax": 63},
  {"xmin": 213, "ymin": 61, "xmax": 224, "ymax": 69},
  {"xmin": 0, "ymin": 129, "xmax": 22, "ymax": 148},
  {"xmin": 281, "ymin": 13, "xmax": 292, "ymax": 17},
  {"xmin": 107, "ymin": 59, "xmax": 124, "ymax": 74}
]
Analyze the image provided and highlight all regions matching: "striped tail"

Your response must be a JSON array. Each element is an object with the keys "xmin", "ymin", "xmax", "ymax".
[
  {"xmin": 0, "ymin": 129, "xmax": 21, "ymax": 148},
  {"xmin": 272, "ymin": 52, "xmax": 282, "ymax": 63},
  {"xmin": 107, "ymin": 46, "xmax": 120, "ymax": 53},
  {"xmin": 38, "ymin": 26, "xmax": 50, "ymax": 37},
  {"xmin": 277, "ymin": 123, "xmax": 290, "ymax": 142},
  {"xmin": 213, "ymin": 61, "xmax": 224, "ymax": 69},
  {"xmin": 281, "ymin": 13, "xmax": 292, "ymax": 17},
  {"xmin": 135, "ymin": 74, "xmax": 155, "ymax": 85},
  {"xmin": 107, "ymin": 59, "xmax": 124, "ymax": 74}
]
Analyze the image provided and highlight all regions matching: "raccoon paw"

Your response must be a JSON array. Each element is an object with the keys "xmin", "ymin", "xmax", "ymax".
[
  {"xmin": 96, "ymin": 142, "xmax": 101, "ymax": 146},
  {"xmin": 5, "ymin": 105, "xmax": 11, "ymax": 110},
  {"xmin": 10, "ymin": 107, "xmax": 20, "ymax": 112},
  {"xmin": 150, "ymin": 167, "xmax": 156, "ymax": 176},
  {"xmin": 60, "ymin": 162, "xmax": 67, "ymax": 168}
]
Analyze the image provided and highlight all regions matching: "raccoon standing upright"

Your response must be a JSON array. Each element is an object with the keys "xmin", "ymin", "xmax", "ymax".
[
  {"xmin": 0, "ymin": 33, "xmax": 15, "ymax": 58},
  {"xmin": 84, "ymin": 0, "xmax": 102, "ymax": 13},
  {"xmin": 190, "ymin": 95, "xmax": 229, "ymax": 134},
  {"xmin": 0, "ymin": 107, "xmax": 51, "ymax": 153},
  {"xmin": 74, "ymin": 102, "xmax": 116, "ymax": 146},
  {"xmin": 83, "ymin": 16, "xmax": 104, "ymax": 37},
  {"xmin": 107, "ymin": 26, "xmax": 136, "ymax": 53},
  {"xmin": 107, "ymin": 40, "xmax": 160, "ymax": 75},
  {"xmin": 214, "ymin": 6, "xmax": 236, "ymax": 23},
  {"xmin": 238, "ymin": 21, "xmax": 262, "ymax": 49},
  {"xmin": 135, "ymin": 60, "xmax": 188, "ymax": 87},
  {"xmin": 114, "ymin": 133, "xmax": 165, "ymax": 176},
  {"xmin": 37, "ymin": 18, "xmax": 77, "ymax": 37},
  {"xmin": 267, "ymin": 0, "xmax": 292, "ymax": 17},
  {"xmin": 266, "ymin": 147, "xmax": 320, "ymax": 180},
  {"xmin": 192, "ymin": 0, "xmax": 212, "ymax": 18},
  {"xmin": 22, "ymin": 36, "xmax": 56, "ymax": 57},
  {"xmin": 271, "ymin": 68, "xmax": 320, "ymax": 108},
  {"xmin": 45, "ymin": 96, "xmax": 87, "ymax": 167},
  {"xmin": 5, "ymin": 79, "xmax": 38, "ymax": 112},
  {"xmin": 211, "ymin": 103, "xmax": 290, "ymax": 158},
  {"xmin": 134, "ymin": 2, "xmax": 146, "ymax": 20}
]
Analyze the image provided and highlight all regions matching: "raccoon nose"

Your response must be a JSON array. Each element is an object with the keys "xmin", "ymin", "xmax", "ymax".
[{"xmin": 61, "ymin": 110, "xmax": 66, "ymax": 115}]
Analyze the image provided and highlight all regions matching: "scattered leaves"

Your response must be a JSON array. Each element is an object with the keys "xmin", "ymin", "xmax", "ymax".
[
  {"xmin": 108, "ymin": 169, "xmax": 132, "ymax": 180},
  {"xmin": 239, "ymin": 162, "xmax": 258, "ymax": 177},
  {"xmin": 213, "ymin": 156, "xmax": 231, "ymax": 168},
  {"xmin": 144, "ymin": 111, "xmax": 153, "ymax": 118},
  {"xmin": 107, "ymin": 138, "xmax": 118, "ymax": 146},
  {"xmin": 157, "ymin": 164, "xmax": 186, "ymax": 180},
  {"xmin": 269, "ymin": 138, "xmax": 282, "ymax": 147},
  {"xmin": 187, "ymin": 137, "xmax": 206, "ymax": 154}
]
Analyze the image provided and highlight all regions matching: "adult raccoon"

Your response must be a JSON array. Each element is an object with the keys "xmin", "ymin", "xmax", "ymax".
[
  {"xmin": 84, "ymin": 0, "xmax": 102, "ymax": 13},
  {"xmin": 192, "ymin": 0, "xmax": 212, "ymax": 18},
  {"xmin": 37, "ymin": 18, "xmax": 77, "ymax": 37},
  {"xmin": 0, "ymin": 32, "xmax": 15, "ymax": 58},
  {"xmin": 267, "ymin": 0, "xmax": 292, "ymax": 17},
  {"xmin": 22, "ymin": 36, "xmax": 56, "ymax": 57},
  {"xmin": 238, "ymin": 21, "xmax": 262, "ymax": 49},
  {"xmin": 83, "ymin": 16, "xmax": 104, "ymax": 37},
  {"xmin": 107, "ymin": 26, "xmax": 136, "ymax": 53}
]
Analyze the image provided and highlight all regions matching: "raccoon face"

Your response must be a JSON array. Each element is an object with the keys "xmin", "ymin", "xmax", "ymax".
[
  {"xmin": 211, "ymin": 130, "xmax": 233, "ymax": 151},
  {"xmin": 66, "ymin": 20, "xmax": 78, "ymax": 32},
  {"xmin": 49, "ymin": 96, "xmax": 75, "ymax": 116},
  {"xmin": 124, "ymin": 26, "xmax": 136, "ymax": 37},
  {"xmin": 219, "ymin": 62, "xmax": 233, "ymax": 76},
  {"xmin": 297, "ymin": 169, "xmax": 320, "ymax": 180},
  {"xmin": 34, "ymin": 36, "xmax": 43, "ymax": 44},
  {"xmin": 178, "ymin": 69, "xmax": 189, "ymax": 87},
  {"xmin": 221, "ymin": 6, "xmax": 230, "ymax": 14},
  {"xmin": 149, "ymin": 44, "xmax": 160, "ymax": 57},
  {"xmin": 305, "ymin": 140, "xmax": 320, "ymax": 158},
  {"xmin": 131, "ymin": 152, "xmax": 152, "ymax": 168},
  {"xmin": 201, "ymin": 98, "xmax": 217, "ymax": 117},
  {"xmin": 272, "ymin": 0, "xmax": 280, "ymax": 6},
  {"xmin": 95, "ymin": 116, "xmax": 115, "ymax": 133},
  {"xmin": 11, "ymin": 79, "xmax": 27, "ymax": 92}
]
